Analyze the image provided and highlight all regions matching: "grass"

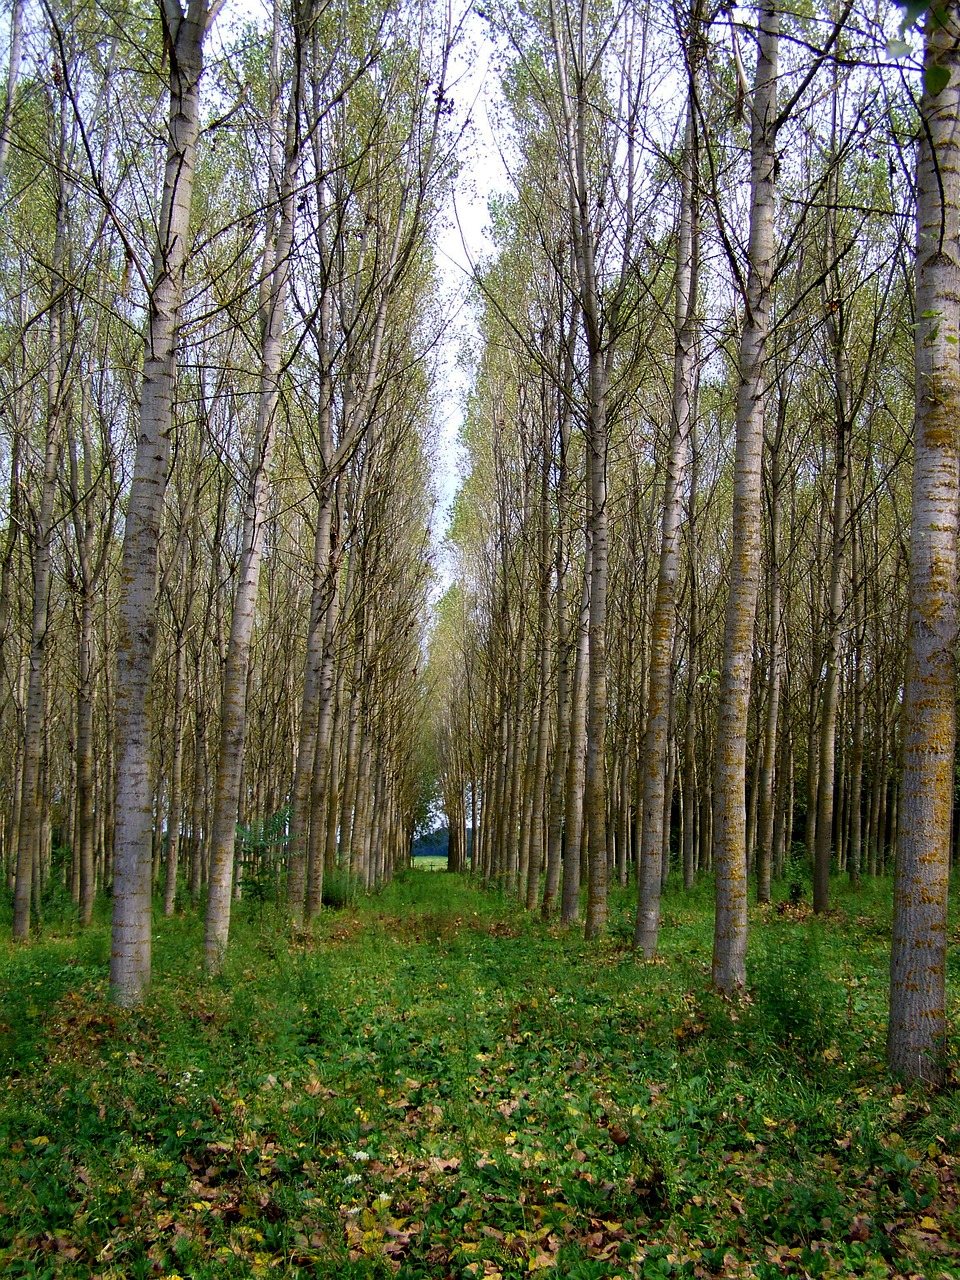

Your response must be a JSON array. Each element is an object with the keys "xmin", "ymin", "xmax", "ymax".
[
  {"xmin": 0, "ymin": 872, "xmax": 959, "ymax": 1278},
  {"xmin": 410, "ymin": 857, "xmax": 449, "ymax": 873}
]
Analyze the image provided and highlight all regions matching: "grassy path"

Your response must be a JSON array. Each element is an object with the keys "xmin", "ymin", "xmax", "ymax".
[{"xmin": 1, "ymin": 872, "xmax": 959, "ymax": 1277}]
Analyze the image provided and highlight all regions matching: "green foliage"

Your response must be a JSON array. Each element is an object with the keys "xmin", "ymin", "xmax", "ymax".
[
  {"xmin": 749, "ymin": 928, "xmax": 837, "ymax": 1055},
  {"xmin": 236, "ymin": 805, "xmax": 290, "ymax": 913},
  {"xmin": 0, "ymin": 877, "xmax": 958, "ymax": 1277},
  {"xmin": 321, "ymin": 868, "xmax": 364, "ymax": 909}
]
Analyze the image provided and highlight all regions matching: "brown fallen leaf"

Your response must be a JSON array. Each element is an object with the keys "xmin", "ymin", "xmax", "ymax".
[{"xmin": 847, "ymin": 1214, "xmax": 871, "ymax": 1243}]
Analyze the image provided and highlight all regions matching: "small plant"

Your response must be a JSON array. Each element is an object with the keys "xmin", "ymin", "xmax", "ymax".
[
  {"xmin": 237, "ymin": 804, "xmax": 290, "ymax": 921},
  {"xmin": 750, "ymin": 928, "xmax": 837, "ymax": 1055},
  {"xmin": 321, "ymin": 867, "xmax": 363, "ymax": 908}
]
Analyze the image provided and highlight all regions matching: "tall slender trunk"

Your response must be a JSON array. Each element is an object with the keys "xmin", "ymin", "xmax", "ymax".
[
  {"xmin": 526, "ymin": 444, "xmax": 554, "ymax": 910},
  {"xmin": 0, "ymin": 0, "xmax": 24, "ymax": 179},
  {"xmin": 848, "ymin": 529, "xmax": 864, "ymax": 886},
  {"xmin": 755, "ymin": 405, "xmax": 784, "ymax": 904},
  {"xmin": 111, "ymin": 0, "xmax": 218, "ymax": 1005},
  {"xmin": 635, "ymin": 57, "xmax": 700, "ymax": 955},
  {"xmin": 773, "ymin": 727, "xmax": 792, "ymax": 879},
  {"xmin": 305, "ymin": 573, "xmax": 343, "ymax": 918},
  {"xmin": 548, "ymin": 0, "xmax": 637, "ymax": 939},
  {"xmin": 162, "ymin": 641, "xmax": 187, "ymax": 916},
  {"xmin": 13, "ymin": 112, "xmax": 70, "ymax": 940},
  {"xmin": 288, "ymin": 492, "xmax": 336, "ymax": 916},
  {"xmin": 583, "ymin": 417, "xmax": 610, "ymax": 940},
  {"xmin": 542, "ymin": 334, "xmax": 573, "ymax": 916},
  {"xmin": 204, "ymin": 17, "xmax": 304, "ymax": 968},
  {"xmin": 560, "ymin": 548, "xmax": 590, "ymax": 922},
  {"xmin": 888, "ymin": 3, "xmax": 960, "ymax": 1084},
  {"xmin": 542, "ymin": 543, "xmax": 569, "ymax": 911},
  {"xmin": 813, "ymin": 121, "xmax": 853, "ymax": 912},
  {"xmin": 70, "ymin": 381, "xmax": 101, "ymax": 926},
  {"xmin": 682, "ymin": 419, "xmax": 700, "ymax": 890},
  {"xmin": 712, "ymin": 0, "xmax": 777, "ymax": 994},
  {"xmin": 76, "ymin": 586, "xmax": 97, "ymax": 926},
  {"xmin": 324, "ymin": 632, "xmax": 350, "ymax": 874},
  {"xmin": 812, "ymin": 397, "xmax": 850, "ymax": 913},
  {"xmin": 353, "ymin": 711, "xmax": 374, "ymax": 885},
  {"xmin": 337, "ymin": 636, "xmax": 365, "ymax": 867}
]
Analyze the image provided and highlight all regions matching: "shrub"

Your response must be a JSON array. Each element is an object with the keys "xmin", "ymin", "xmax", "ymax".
[
  {"xmin": 321, "ymin": 868, "xmax": 363, "ymax": 908},
  {"xmin": 750, "ymin": 929, "xmax": 837, "ymax": 1054}
]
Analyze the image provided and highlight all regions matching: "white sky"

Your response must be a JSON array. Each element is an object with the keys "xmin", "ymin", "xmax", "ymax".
[{"xmin": 432, "ymin": 14, "xmax": 509, "ymax": 529}]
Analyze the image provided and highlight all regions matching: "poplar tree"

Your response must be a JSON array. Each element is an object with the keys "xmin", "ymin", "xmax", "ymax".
[
  {"xmin": 888, "ymin": 0, "xmax": 960, "ymax": 1085},
  {"xmin": 111, "ymin": 0, "xmax": 223, "ymax": 1005}
]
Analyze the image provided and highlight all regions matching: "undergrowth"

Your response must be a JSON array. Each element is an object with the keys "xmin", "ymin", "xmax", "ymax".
[{"xmin": 0, "ymin": 871, "xmax": 958, "ymax": 1278}]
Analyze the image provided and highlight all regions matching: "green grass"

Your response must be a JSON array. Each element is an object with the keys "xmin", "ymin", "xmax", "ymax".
[
  {"xmin": 0, "ymin": 872, "xmax": 959, "ymax": 1278},
  {"xmin": 410, "ymin": 856, "xmax": 449, "ymax": 872}
]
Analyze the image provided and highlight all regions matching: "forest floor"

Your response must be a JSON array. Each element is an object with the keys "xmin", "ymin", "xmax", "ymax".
[{"xmin": 1, "ymin": 872, "xmax": 960, "ymax": 1280}]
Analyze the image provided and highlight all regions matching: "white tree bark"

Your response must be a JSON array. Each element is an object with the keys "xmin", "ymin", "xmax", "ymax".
[
  {"xmin": 888, "ymin": 2, "xmax": 960, "ymax": 1085},
  {"xmin": 711, "ymin": 0, "xmax": 777, "ymax": 995},
  {"xmin": 110, "ymin": 0, "xmax": 220, "ymax": 1005}
]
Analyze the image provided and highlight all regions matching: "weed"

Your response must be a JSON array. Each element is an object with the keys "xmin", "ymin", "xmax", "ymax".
[
  {"xmin": 321, "ymin": 868, "xmax": 364, "ymax": 909},
  {"xmin": 749, "ymin": 926, "xmax": 838, "ymax": 1056}
]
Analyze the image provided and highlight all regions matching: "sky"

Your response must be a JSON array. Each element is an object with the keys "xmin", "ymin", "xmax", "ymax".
[{"xmin": 431, "ymin": 11, "xmax": 509, "ymax": 530}]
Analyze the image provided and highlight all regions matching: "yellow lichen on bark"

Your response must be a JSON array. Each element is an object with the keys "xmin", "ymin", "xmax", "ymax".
[{"xmin": 888, "ymin": 0, "xmax": 960, "ymax": 1086}]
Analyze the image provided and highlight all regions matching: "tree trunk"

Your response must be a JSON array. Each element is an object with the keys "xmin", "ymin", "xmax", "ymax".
[
  {"xmin": 813, "ymin": 166, "xmax": 853, "ymax": 913},
  {"xmin": 288, "ymin": 493, "xmax": 336, "ymax": 917},
  {"xmin": 204, "ymin": 18, "xmax": 303, "ymax": 968},
  {"xmin": 848, "ymin": 529, "xmax": 865, "ymax": 886},
  {"xmin": 682, "ymin": 421, "xmax": 700, "ymax": 891},
  {"xmin": 111, "ymin": 0, "xmax": 217, "ymax": 1005},
  {"xmin": 712, "ymin": 0, "xmax": 777, "ymax": 995},
  {"xmin": 560, "ymin": 548, "xmax": 590, "ymax": 922},
  {"xmin": 635, "ymin": 69, "xmax": 699, "ymax": 955},
  {"xmin": 13, "ymin": 117, "xmax": 70, "ymax": 940},
  {"xmin": 756, "ymin": 408, "xmax": 784, "ymax": 904},
  {"xmin": 583, "ymin": 419, "xmax": 610, "ymax": 939},
  {"xmin": 526, "ymin": 481, "xmax": 554, "ymax": 909},
  {"xmin": 304, "ymin": 579, "xmax": 342, "ymax": 918},
  {"xmin": 0, "ymin": 0, "xmax": 24, "ymax": 179},
  {"xmin": 542, "ymin": 336, "xmax": 573, "ymax": 916},
  {"xmin": 888, "ymin": 3, "xmax": 960, "ymax": 1085},
  {"xmin": 162, "ymin": 640, "xmax": 187, "ymax": 916}
]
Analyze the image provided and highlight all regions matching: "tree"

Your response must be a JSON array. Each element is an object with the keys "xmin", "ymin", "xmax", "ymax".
[
  {"xmin": 710, "ymin": 0, "xmax": 778, "ymax": 994},
  {"xmin": 634, "ymin": 0, "xmax": 704, "ymax": 957},
  {"xmin": 111, "ymin": 0, "xmax": 223, "ymax": 1006},
  {"xmin": 888, "ymin": 0, "xmax": 960, "ymax": 1085},
  {"xmin": 203, "ymin": 0, "xmax": 309, "ymax": 972},
  {"xmin": 11, "ymin": 88, "xmax": 72, "ymax": 939}
]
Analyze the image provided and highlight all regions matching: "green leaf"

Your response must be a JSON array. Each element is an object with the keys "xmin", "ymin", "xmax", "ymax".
[
  {"xmin": 894, "ymin": 0, "xmax": 931, "ymax": 29},
  {"xmin": 886, "ymin": 38, "xmax": 912, "ymax": 58},
  {"xmin": 924, "ymin": 63, "xmax": 951, "ymax": 96}
]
